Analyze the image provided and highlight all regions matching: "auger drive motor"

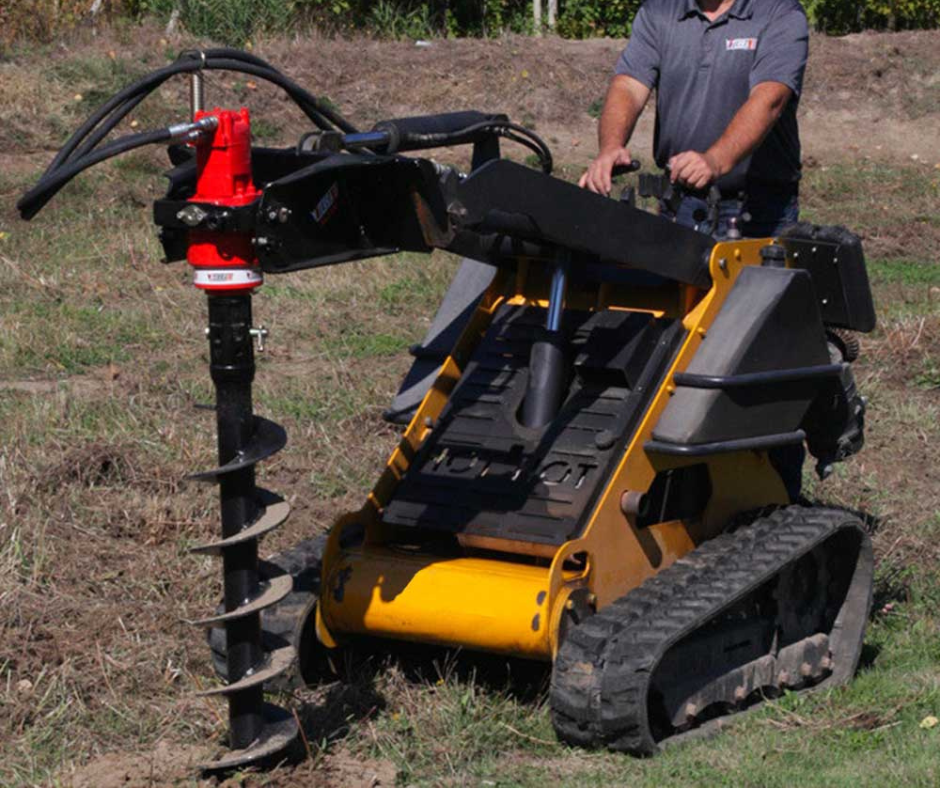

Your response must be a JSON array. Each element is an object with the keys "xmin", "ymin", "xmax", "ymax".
[{"xmin": 18, "ymin": 50, "xmax": 876, "ymax": 773}]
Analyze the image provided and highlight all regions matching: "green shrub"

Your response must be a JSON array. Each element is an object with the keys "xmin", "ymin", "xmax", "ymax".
[
  {"xmin": 367, "ymin": 0, "xmax": 437, "ymax": 39},
  {"xmin": 131, "ymin": 0, "xmax": 298, "ymax": 43},
  {"xmin": 804, "ymin": 0, "xmax": 940, "ymax": 33},
  {"xmin": 5, "ymin": 0, "xmax": 940, "ymax": 48},
  {"xmin": 555, "ymin": 0, "xmax": 640, "ymax": 38}
]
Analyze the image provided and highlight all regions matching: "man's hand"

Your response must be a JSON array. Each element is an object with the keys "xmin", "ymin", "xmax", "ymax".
[
  {"xmin": 668, "ymin": 83, "xmax": 793, "ymax": 191},
  {"xmin": 668, "ymin": 151, "xmax": 723, "ymax": 190},
  {"xmin": 579, "ymin": 147, "xmax": 635, "ymax": 195}
]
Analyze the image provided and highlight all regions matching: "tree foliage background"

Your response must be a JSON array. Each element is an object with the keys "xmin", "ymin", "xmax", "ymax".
[{"xmin": 3, "ymin": 0, "xmax": 940, "ymax": 48}]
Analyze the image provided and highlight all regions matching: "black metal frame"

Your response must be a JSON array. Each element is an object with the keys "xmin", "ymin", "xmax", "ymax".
[
  {"xmin": 154, "ymin": 147, "xmax": 717, "ymax": 289},
  {"xmin": 673, "ymin": 364, "xmax": 843, "ymax": 390},
  {"xmin": 645, "ymin": 430, "xmax": 807, "ymax": 458}
]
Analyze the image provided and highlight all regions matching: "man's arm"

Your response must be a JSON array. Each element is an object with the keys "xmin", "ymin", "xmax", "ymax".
[
  {"xmin": 669, "ymin": 81, "xmax": 793, "ymax": 190},
  {"xmin": 579, "ymin": 75, "xmax": 652, "ymax": 195},
  {"xmin": 669, "ymin": 2, "xmax": 808, "ymax": 191}
]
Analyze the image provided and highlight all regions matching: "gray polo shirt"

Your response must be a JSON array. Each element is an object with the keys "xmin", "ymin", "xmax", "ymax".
[{"xmin": 615, "ymin": 0, "xmax": 809, "ymax": 193}]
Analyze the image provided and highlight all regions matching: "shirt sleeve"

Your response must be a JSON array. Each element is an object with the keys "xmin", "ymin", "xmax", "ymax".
[
  {"xmin": 614, "ymin": 4, "xmax": 660, "ymax": 90},
  {"xmin": 750, "ymin": 4, "xmax": 809, "ymax": 96}
]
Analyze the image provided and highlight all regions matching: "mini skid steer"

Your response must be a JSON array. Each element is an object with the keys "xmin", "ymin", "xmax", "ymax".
[{"xmin": 18, "ymin": 50, "xmax": 876, "ymax": 772}]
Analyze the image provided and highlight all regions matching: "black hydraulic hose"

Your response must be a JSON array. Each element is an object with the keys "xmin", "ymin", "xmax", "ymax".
[
  {"xmin": 201, "ymin": 47, "xmax": 273, "ymax": 68},
  {"xmin": 52, "ymin": 60, "xmax": 326, "ymax": 171},
  {"xmin": 392, "ymin": 119, "xmax": 553, "ymax": 174},
  {"xmin": 494, "ymin": 123, "xmax": 553, "ymax": 174},
  {"xmin": 194, "ymin": 49, "xmax": 358, "ymax": 132},
  {"xmin": 50, "ymin": 52, "xmax": 357, "ymax": 175},
  {"xmin": 204, "ymin": 58, "xmax": 357, "ymax": 134},
  {"xmin": 18, "ymin": 127, "xmax": 172, "ymax": 220},
  {"xmin": 20, "ymin": 48, "xmax": 364, "ymax": 220},
  {"xmin": 500, "ymin": 130, "xmax": 553, "ymax": 174},
  {"xmin": 30, "ymin": 62, "xmax": 342, "ymax": 216},
  {"xmin": 49, "ymin": 59, "xmax": 195, "ymax": 171},
  {"xmin": 72, "ymin": 90, "xmax": 150, "ymax": 161},
  {"xmin": 199, "ymin": 48, "xmax": 358, "ymax": 129}
]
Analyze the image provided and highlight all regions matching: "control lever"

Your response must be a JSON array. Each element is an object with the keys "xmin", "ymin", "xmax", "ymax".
[
  {"xmin": 692, "ymin": 185, "xmax": 722, "ymax": 237},
  {"xmin": 612, "ymin": 159, "xmax": 642, "ymax": 207},
  {"xmin": 611, "ymin": 159, "xmax": 642, "ymax": 178}
]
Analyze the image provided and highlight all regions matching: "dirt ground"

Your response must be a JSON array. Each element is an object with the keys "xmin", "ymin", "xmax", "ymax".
[{"xmin": 1, "ymin": 24, "xmax": 939, "ymax": 788}]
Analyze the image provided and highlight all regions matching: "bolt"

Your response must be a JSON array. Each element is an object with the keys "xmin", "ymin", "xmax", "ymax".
[
  {"xmin": 621, "ymin": 491, "xmax": 643, "ymax": 519},
  {"xmin": 424, "ymin": 417, "xmax": 434, "ymax": 428},
  {"xmin": 587, "ymin": 593, "xmax": 597, "ymax": 607},
  {"xmin": 277, "ymin": 206, "xmax": 291, "ymax": 223},
  {"xmin": 565, "ymin": 599, "xmax": 575, "ymax": 611},
  {"xmin": 176, "ymin": 204, "xmax": 208, "ymax": 227},
  {"xmin": 718, "ymin": 258, "xmax": 728, "ymax": 272}
]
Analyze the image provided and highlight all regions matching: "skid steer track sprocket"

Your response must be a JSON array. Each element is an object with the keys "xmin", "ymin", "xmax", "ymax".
[{"xmin": 550, "ymin": 506, "xmax": 874, "ymax": 754}]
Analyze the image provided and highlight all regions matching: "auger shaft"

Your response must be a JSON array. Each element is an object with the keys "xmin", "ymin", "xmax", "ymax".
[
  {"xmin": 182, "ymin": 107, "xmax": 298, "ymax": 772},
  {"xmin": 208, "ymin": 293, "xmax": 265, "ymax": 748}
]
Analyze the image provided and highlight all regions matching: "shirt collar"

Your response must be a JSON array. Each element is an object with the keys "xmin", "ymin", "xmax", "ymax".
[{"xmin": 679, "ymin": 0, "xmax": 754, "ymax": 21}]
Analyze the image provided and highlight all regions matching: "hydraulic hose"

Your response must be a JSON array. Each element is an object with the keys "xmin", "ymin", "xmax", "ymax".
[
  {"xmin": 205, "ymin": 58, "xmax": 358, "ymax": 133},
  {"xmin": 371, "ymin": 116, "xmax": 554, "ymax": 173},
  {"xmin": 22, "ymin": 49, "xmax": 362, "ymax": 220},
  {"xmin": 18, "ymin": 119, "xmax": 217, "ymax": 220},
  {"xmin": 49, "ymin": 51, "xmax": 357, "ymax": 173},
  {"xmin": 402, "ymin": 121, "xmax": 553, "ymax": 174},
  {"xmin": 48, "ymin": 58, "xmax": 199, "ymax": 171},
  {"xmin": 72, "ymin": 91, "xmax": 150, "ymax": 162},
  {"xmin": 21, "ymin": 46, "xmax": 553, "ymax": 220}
]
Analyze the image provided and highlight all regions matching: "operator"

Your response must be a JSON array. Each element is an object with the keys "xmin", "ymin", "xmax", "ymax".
[
  {"xmin": 582, "ymin": 0, "xmax": 809, "ymax": 240},
  {"xmin": 582, "ymin": 0, "xmax": 810, "ymax": 501}
]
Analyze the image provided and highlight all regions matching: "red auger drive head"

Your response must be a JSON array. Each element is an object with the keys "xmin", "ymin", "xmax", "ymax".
[{"xmin": 187, "ymin": 108, "xmax": 263, "ymax": 292}]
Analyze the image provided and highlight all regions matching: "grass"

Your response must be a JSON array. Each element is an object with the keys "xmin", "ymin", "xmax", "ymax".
[
  {"xmin": 1, "ymin": 33, "xmax": 939, "ymax": 788},
  {"xmin": 868, "ymin": 258, "xmax": 940, "ymax": 287}
]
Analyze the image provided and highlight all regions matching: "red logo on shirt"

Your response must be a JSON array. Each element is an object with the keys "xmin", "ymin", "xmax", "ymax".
[{"xmin": 726, "ymin": 37, "xmax": 758, "ymax": 51}]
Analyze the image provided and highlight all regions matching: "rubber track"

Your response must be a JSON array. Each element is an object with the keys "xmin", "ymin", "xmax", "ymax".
[
  {"xmin": 550, "ymin": 506, "xmax": 872, "ymax": 754},
  {"xmin": 210, "ymin": 535, "xmax": 326, "ymax": 689}
]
